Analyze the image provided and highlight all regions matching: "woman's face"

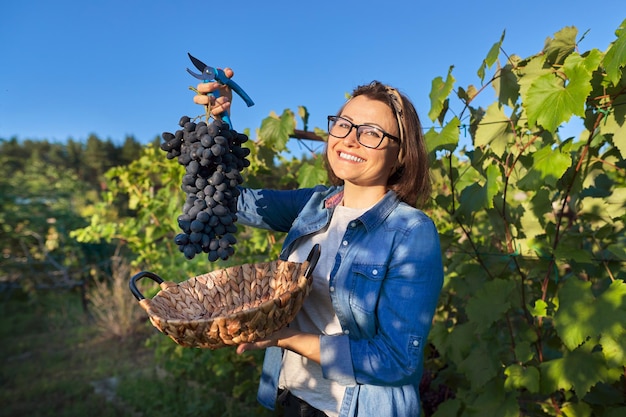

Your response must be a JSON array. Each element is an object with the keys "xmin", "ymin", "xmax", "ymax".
[{"xmin": 326, "ymin": 95, "xmax": 400, "ymax": 189}]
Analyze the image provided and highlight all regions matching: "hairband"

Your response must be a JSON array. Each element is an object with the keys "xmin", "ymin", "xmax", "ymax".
[{"xmin": 385, "ymin": 86, "xmax": 405, "ymax": 143}]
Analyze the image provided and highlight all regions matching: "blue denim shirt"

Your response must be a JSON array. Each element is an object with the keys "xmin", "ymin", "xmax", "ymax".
[{"xmin": 237, "ymin": 185, "xmax": 443, "ymax": 417}]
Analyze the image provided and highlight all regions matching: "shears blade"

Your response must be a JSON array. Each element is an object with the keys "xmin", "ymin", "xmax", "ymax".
[{"xmin": 186, "ymin": 53, "xmax": 216, "ymax": 81}]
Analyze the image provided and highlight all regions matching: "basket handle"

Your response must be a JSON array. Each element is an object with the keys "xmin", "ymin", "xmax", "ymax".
[
  {"xmin": 303, "ymin": 244, "xmax": 321, "ymax": 278},
  {"xmin": 129, "ymin": 271, "xmax": 164, "ymax": 301}
]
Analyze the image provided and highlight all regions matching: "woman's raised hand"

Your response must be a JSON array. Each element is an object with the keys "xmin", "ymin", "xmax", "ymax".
[{"xmin": 192, "ymin": 67, "xmax": 234, "ymax": 118}]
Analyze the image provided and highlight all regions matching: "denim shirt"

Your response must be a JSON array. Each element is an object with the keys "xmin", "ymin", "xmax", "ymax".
[{"xmin": 236, "ymin": 185, "xmax": 443, "ymax": 417}]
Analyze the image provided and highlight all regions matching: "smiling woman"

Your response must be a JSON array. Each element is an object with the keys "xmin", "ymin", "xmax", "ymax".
[{"xmin": 192, "ymin": 76, "xmax": 443, "ymax": 417}]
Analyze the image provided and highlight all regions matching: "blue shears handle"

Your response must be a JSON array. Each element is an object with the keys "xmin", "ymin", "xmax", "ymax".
[
  {"xmin": 187, "ymin": 53, "xmax": 254, "ymax": 128},
  {"xmin": 211, "ymin": 68, "xmax": 255, "ymax": 107}
]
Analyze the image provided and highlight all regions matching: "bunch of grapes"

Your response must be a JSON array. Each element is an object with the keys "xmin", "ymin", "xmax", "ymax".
[{"xmin": 160, "ymin": 116, "xmax": 250, "ymax": 261}]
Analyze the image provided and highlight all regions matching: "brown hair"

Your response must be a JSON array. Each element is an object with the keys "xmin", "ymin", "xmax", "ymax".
[{"xmin": 324, "ymin": 81, "xmax": 431, "ymax": 208}]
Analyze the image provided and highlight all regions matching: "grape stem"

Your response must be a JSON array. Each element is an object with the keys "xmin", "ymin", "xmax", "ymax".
[{"xmin": 188, "ymin": 86, "xmax": 216, "ymax": 124}]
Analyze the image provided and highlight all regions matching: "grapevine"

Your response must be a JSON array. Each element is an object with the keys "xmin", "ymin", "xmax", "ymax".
[{"xmin": 160, "ymin": 115, "xmax": 250, "ymax": 261}]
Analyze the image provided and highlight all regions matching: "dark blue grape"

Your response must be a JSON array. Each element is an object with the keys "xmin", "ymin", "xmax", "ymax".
[
  {"xmin": 183, "ymin": 244, "xmax": 196, "ymax": 259},
  {"xmin": 196, "ymin": 211, "xmax": 210, "ymax": 223},
  {"xmin": 190, "ymin": 220, "xmax": 204, "ymax": 233},
  {"xmin": 179, "ymin": 116, "xmax": 191, "ymax": 127},
  {"xmin": 174, "ymin": 233, "xmax": 189, "ymax": 245},
  {"xmin": 189, "ymin": 232, "xmax": 203, "ymax": 243},
  {"xmin": 219, "ymin": 215, "xmax": 233, "ymax": 225},
  {"xmin": 211, "ymin": 144, "xmax": 225, "ymax": 157},
  {"xmin": 213, "ymin": 205, "xmax": 228, "ymax": 217},
  {"xmin": 217, "ymin": 247, "xmax": 229, "ymax": 260}
]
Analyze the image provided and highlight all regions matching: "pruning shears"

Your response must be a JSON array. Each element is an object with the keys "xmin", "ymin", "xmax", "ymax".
[{"xmin": 186, "ymin": 52, "xmax": 254, "ymax": 128}]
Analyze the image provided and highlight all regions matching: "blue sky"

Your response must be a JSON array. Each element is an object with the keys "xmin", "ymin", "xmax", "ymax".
[{"xmin": 1, "ymin": 0, "xmax": 624, "ymax": 152}]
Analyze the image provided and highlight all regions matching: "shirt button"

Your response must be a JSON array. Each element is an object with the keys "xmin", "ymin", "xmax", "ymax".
[
  {"xmin": 329, "ymin": 286, "xmax": 335, "ymax": 292},
  {"xmin": 372, "ymin": 269, "xmax": 378, "ymax": 275},
  {"xmin": 342, "ymin": 240, "xmax": 348, "ymax": 246},
  {"xmin": 350, "ymin": 222, "xmax": 356, "ymax": 227},
  {"xmin": 413, "ymin": 340, "xmax": 420, "ymax": 347},
  {"xmin": 344, "ymin": 329, "xmax": 350, "ymax": 335}
]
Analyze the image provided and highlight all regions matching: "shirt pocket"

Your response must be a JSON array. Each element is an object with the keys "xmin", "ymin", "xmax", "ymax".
[{"xmin": 349, "ymin": 263, "xmax": 387, "ymax": 315}]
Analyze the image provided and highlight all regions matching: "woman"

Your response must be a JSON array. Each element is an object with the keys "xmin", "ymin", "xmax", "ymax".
[{"xmin": 194, "ymin": 71, "xmax": 443, "ymax": 417}]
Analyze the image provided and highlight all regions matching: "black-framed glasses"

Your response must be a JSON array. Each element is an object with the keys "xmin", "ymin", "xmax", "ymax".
[{"xmin": 327, "ymin": 115, "xmax": 401, "ymax": 149}]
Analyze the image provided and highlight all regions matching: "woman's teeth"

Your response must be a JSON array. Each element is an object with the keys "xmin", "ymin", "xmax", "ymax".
[{"xmin": 339, "ymin": 152, "xmax": 364, "ymax": 163}]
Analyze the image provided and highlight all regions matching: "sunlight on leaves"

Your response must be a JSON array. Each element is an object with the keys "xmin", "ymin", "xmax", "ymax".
[
  {"xmin": 428, "ymin": 66, "xmax": 455, "ymax": 122},
  {"xmin": 258, "ymin": 110, "xmax": 295, "ymax": 151},
  {"xmin": 504, "ymin": 364, "xmax": 540, "ymax": 393},
  {"xmin": 529, "ymin": 299, "xmax": 548, "ymax": 317},
  {"xmin": 525, "ymin": 51, "xmax": 601, "ymax": 131},
  {"xmin": 554, "ymin": 278, "xmax": 626, "ymax": 350},
  {"xmin": 475, "ymin": 102, "xmax": 515, "ymax": 156},
  {"xmin": 529, "ymin": 145, "xmax": 572, "ymax": 187},
  {"xmin": 477, "ymin": 30, "xmax": 505, "ymax": 83},
  {"xmin": 425, "ymin": 117, "xmax": 460, "ymax": 154},
  {"xmin": 539, "ymin": 350, "xmax": 607, "ymax": 396},
  {"xmin": 602, "ymin": 18, "xmax": 626, "ymax": 86},
  {"xmin": 561, "ymin": 401, "xmax": 592, "ymax": 417}
]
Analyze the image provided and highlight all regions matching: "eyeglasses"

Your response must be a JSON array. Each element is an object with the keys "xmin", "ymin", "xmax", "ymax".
[{"xmin": 327, "ymin": 115, "xmax": 401, "ymax": 149}]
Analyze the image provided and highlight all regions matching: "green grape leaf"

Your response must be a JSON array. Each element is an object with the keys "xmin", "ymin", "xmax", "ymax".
[
  {"xmin": 258, "ymin": 110, "xmax": 295, "ymax": 151},
  {"xmin": 561, "ymin": 401, "xmax": 592, "ymax": 417},
  {"xmin": 428, "ymin": 66, "xmax": 455, "ymax": 122},
  {"xmin": 469, "ymin": 380, "xmax": 520, "ymax": 417},
  {"xmin": 605, "ymin": 188, "xmax": 626, "ymax": 220},
  {"xmin": 602, "ymin": 18, "xmax": 626, "ymax": 86},
  {"xmin": 607, "ymin": 244, "xmax": 626, "ymax": 261},
  {"xmin": 602, "ymin": 408, "xmax": 626, "ymax": 417},
  {"xmin": 425, "ymin": 117, "xmax": 460, "ymax": 154},
  {"xmin": 475, "ymin": 102, "xmax": 515, "ymax": 156},
  {"xmin": 504, "ymin": 364, "xmax": 540, "ymax": 393},
  {"xmin": 477, "ymin": 30, "xmax": 505, "ymax": 82},
  {"xmin": 529, "ymin": 299, "xmax": 548, "ymax": 318},
  {"xmin": 553, "ymin": 244, "xmax": 593, "ymax": 264},
  {"xmin": 596, "ymin": 89, "xmax": 626, "ymax": 159},
  {"xmin": 528, "ymin": 145, "xmax": 572, "ymax": 188},
  {"xmin": 554, "ymin": 278, "xmax": 626, "ymax": 350},
  {"xmin": 539, "ymin": 350, "xmax": 607, "ymax": 396},
  {"xmin": 458, "ymin": 344, "xmax": 501, "ymax": 388},
  {"xmin": 514, "ymin": 341, "xmax": 535, "ymax": 363},
  {"xmin": 431, "ymin": 399, "xmax": 461, "ymax": 417},
  {"xmin": 543, "ymin": 26, "xmax": 577, "ymax": 65},
  {"xmin": 525, "ymin": 51, "xmax": 602, "ymax": 131},
  {"xmin": 517, "ymin": 55, "xmax": 551, "ymax": 100},
  {"xmin": 609, "ymin": 116, "xmax": 626, "ymax": 158},
  {"xmin": 493, "ymin": 61, "xmax": 521, "ymax": 107},
  {"xmin": 466, "ymin": 279, "xmax": 516, "ymax": 332},
  {"xmin": 457, "ymin": 163, "xmax": 500, "ymax": 216},
  {"xmin": 297, "ymin": 157, "xmax": 326, "ymax": 188},
  {"xmin": 298, "ymin": 106, "xmax": 309, "ymax": 131},
  {"xmin": 430, "ymin": 322, "xmax": 476, "ymax": 364},
  {"xmin": 600, "ymin": 333, "xmax": 626, "ymax": 368}
]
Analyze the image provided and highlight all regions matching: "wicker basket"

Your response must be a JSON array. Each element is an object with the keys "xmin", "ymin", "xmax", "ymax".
[{"xmin": 129, "ymin": 244, "xmax": 320, "ymax": 349}]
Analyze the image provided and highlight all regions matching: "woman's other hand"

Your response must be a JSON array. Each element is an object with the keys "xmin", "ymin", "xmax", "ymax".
[{"xmin": 237, "ymin": 327, "xmax": 321, "ymax": 364}]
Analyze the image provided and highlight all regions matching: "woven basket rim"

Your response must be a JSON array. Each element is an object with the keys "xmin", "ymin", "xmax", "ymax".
[
  {"xmin": 142, "ymin": 258, "xmax": 311, "ymax": 323},
  {"xmin": 144, "ymin": 273, "xmax": 309, "ymax": 324}
]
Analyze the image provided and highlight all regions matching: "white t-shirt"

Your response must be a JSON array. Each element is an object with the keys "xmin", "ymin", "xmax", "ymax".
[{"xmin": 280, "ymin": 204, "xmax": 368, "ymax": 417}]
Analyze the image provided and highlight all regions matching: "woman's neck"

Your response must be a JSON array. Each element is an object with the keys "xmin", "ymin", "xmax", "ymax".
[{"xmin": 341, "ymin": 183, "xmax": 387, "ymax": 209}]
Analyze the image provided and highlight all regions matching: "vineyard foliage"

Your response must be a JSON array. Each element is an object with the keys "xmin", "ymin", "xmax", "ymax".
[
  {"xmin": 425, "ymin": 22, "xmax": 626, "ymax": 416},
  {"xmin": 38, "ymin": 20, "xmax": 626, "ymax": 416}
]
